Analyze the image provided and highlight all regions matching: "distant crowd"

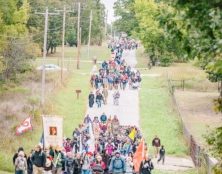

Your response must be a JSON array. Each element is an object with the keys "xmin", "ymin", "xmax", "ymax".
[
  {"xmin": 89, "ymin": 39, "xmax": 142, "ymax": 109},
  {"xmin": 12, "ymin": 38, "xmax": 166, "ymax": 174}
]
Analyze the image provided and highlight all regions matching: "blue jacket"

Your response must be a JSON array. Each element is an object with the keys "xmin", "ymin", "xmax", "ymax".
[{"xmin": 109, "ymin": 156, "xmax": 126, "ymax": 173}]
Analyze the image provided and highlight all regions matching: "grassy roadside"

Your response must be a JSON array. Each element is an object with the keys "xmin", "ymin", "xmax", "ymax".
[
  {"xmin": 136, "ymin": 46, "xmax": 149, "ymax": 69},
  {"xmin": 140, "ymin": 76, "xmax": 187, "ymax": 156},
  {"xmin": 137, "ymin": 47, "xmax": 187, "ymax": 156},
  {"xmin": 153, "ymin": 169, "xmax": 197, "ymax": 174},
  {"xmin": 0, "ymin": 45, "xmax": 110, "ymax": 172}
]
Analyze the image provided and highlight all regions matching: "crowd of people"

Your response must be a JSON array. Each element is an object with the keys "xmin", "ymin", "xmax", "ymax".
[
  {"xmin": 12, "ymin": 38, "xmax": 166, "ymax": 174},
  {"xmin": 89, "ymin": 40, "xmax": 142, "ymax": 108},
  {"xmin": 108, "ymin": 38, "xmax": 138, "ymax": 51},
  {"xmin": 13, "ymin": 113, "xmax": 162, "ymax": 174}
]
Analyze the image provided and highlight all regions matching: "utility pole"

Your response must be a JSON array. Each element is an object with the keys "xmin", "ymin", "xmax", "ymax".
[
  {"xmin": 104, "ymin": 10, "xmax": 108, "ymax": 37},
  {"xmin": 56, "ymin": 6, "xmax": 73, "ymax": 83},
  {"xmin": 36, "ymin": 7, "xmax": 48, "ymax": 106},
  {"xmin": 87, "ymin": 10, "xmax": 92, "ymax": 59},
  {"xmin": 36, "ymin": 7, "xmax": 59, "ymax": 106},
  {"xmin": 111, "ymin": 23, "xmax": 113, "ymax": 38},
  {"xmin": 61, "ymin": 5, "xmax": 66, "ymax": 83},
  {"xmin": 80, "ymin": 27, "xmax": 82, "ymax": 47},
  {"xmin": 77, "ymin": 2, "xmax": 81, "ymax": 69}
]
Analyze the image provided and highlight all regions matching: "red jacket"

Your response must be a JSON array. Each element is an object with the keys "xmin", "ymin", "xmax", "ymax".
[{"xmin": 91, "ymin": 161, "xmax": 106, "ymax": 170}]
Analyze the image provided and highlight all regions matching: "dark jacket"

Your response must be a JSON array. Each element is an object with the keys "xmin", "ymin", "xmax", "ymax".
[
  {"xmin": 152, "ymin": 138, "xmax": 161, "ymax": 147},
  {"xmin": 73, "ymin": 158, "xmax": 82, "ymax": 174},
  {"xmin": 159, "ymin": 148, "xmax": 165, "ymax": 156},
  {"xmin": 89, "ymin": 94, "xmax": 95, "ymax": 101},
  {"xmin": 31, "ymin": 150, "xmax": 46, "ymax": 167},
  {"xmin": 65, "ymin": 157, "xmax": 74, "ymax": 174},
  {"xmin": 27, "ymin": 156, "xmax": 33, "ymax": 174},
  {"xmin": 139, "ymin": 160, "xmax": 154, "ymax": 174},
  {"xmin": 96, "ymin": 94, "xmax": 103, "ymax": 101}
]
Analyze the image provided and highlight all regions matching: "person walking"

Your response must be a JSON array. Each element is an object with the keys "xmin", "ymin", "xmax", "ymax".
[
  {"xmin": 14, "ymin": 151, "xmax": 27, "ymax": 174},
  {"xmin": 13, "ymin": 147, "xmax": 27, "ymax": 166},
  {"xmin": 91, "ymin": 155, "xmax": 106, "ymax": 174},
  {"xmin": 44, "ymin": 152, "xmax": 53, "ymax": 174},
  {"xmin": 88, "ymin": 92, "xmax": 95, "ymax": 108},
  {"xmin": 73, "ymin": 153, "xmax": 82, "ymax": 174},
  {"xmin": 53, "ymin": 146, "xmax": 65, "ymax": 174},
  {"xmin": 65, "ymin": 152, "xmax": 74, "ymax": 174},
  {"xmin": 102, "ymin": 87, "xmax": 109, "ymax": 105},
  {"xmin": 96, "ymin": 91, "xmax": 103, "ymax": 108},
  {"xmin": 139, "ymin": 154, "xmax": 154, "ymax": 174},
  {"xmin": 27, "ymin": 150, "xmax": 33, "ymax": 174},
  {"xmin": 125, "ymin": 156, "xmax": 134, "ymax": 174},
  {"xmin": 152, "ymin": 136, "xmax": 161, "ymax": 158},
  {"xmin": 81, "ymin": 153, "xmax": 92, "ymax": 174},
  {"xmin": 31, "ymin": 145, "xmax": 46, "ymax": 174},
  {"xmin": 157, "ymin": 145, "xmax": 165, "ymax": 165},
  {"xmin": 109, "ymin": 151, "xmax": 126, "ymax": 174},
  {"xmin": 113, "ymin": 90, "xmax": 120, "ymax": 106}
]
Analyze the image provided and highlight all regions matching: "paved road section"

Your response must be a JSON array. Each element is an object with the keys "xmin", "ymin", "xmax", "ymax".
[{"xmin": 86, "ymin": 50, "xmax": 140, "ymax": 127}]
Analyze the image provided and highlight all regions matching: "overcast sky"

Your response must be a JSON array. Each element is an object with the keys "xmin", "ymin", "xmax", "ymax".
[{"xmin": 101, "ymin": 0, "xmax": 117, "ymax": 24}]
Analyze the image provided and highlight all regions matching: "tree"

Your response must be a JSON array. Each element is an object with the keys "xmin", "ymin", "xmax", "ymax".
[
  {"xmin": 66, "ymin": 29, "xmax": 77, "ymax": 47},
  {"xmin": 113, "ymin": 0, "xmax": 138, "ymax": 36},
  {"xmin": 0, "ymin": 0, "xmax": 32, "ymax": 81},
  {"xmin": 133, "ymin": 0, "xmax": 181, "ymax": 65},
  {"xmin": 2, "ymin": 39, "xmax": 34, "ymax": 80},
  {"xmin": 80, "ymin": 0, "xmax": 106, "ymax": 45},
  {"xmin": 206, "ymin": 127, "xmax": 222, "ymax": 174}
]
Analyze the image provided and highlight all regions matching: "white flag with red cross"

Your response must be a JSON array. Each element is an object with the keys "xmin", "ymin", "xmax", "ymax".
[{"xmin": 16, "ymin": 117, "xmax": 33, "ymax": 135}]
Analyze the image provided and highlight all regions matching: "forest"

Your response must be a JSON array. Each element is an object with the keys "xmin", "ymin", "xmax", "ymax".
[{"xmin": 0, "ymin": 0, "xmax": 105, "ymax": 82}]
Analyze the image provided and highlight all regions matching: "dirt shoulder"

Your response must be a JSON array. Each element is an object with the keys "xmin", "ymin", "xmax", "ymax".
[{"xmin": 175, "ymin": 90, "xmax": 221, "ymax": 145}]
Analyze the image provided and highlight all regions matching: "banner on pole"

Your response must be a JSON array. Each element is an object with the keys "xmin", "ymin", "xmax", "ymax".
[
  {"xmin": 133, "ymin": 138, "xmax": 145, "ymax": 172},
  {"xmin": 16, "ymin": 117, "xmax": 33, "ymax": 135},
  {"xmin": 42, "ymin": 116, "xmax": 63, "ymax": 147}
]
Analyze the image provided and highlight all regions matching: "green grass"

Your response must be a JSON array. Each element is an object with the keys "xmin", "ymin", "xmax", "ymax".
[
  {"xmin": 139, "ymin": 76, "xmax": 188, "ymax": 156},
  {"xmin": 35, "ymin": 45, "xmax": 110, "ymax": 69},
  {"xmin": 0, "ymin": 171, "xmax": 13, "ymax": 174},
  {"xmin": 153, "ymin": 169, "xmax": 198, "ymax": 174},
  {"xmin": 0, "ymin": 44, "xmax": 110, "ymax": 172},
  {"xmin": 50, "ymin": 72, "xmax": 89, "ymax": 136},
  {"xmin": 136, "ymin": 46, "xmax": 149, "ymax": 69}
]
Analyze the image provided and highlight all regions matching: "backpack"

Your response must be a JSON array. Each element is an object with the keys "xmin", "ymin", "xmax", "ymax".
[
  {"xmin": 113, "ymin": 158, "xmax": 124, "ymax": 170},
  {"xmin": 17, "ymin": 157, "xmax": 26, "ymax": 171},
  {"xmin": 100, "ymin": 114, "xmax": 107, "ymax": 122},
  {"xmin": 92, "ymin": 163, "xmax": 104, "ymax": 172}
]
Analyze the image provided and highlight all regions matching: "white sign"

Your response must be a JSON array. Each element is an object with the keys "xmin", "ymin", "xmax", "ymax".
[{"xmin": 43, "ymin": 116, "xmax": 63, "ymax": 147}]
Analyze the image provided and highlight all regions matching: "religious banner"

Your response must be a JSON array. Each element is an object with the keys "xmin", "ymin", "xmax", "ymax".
[
  {"xmin": 16, "ymin": 117, "xmax": 33, "ymax": 135},
  {"xmin": 42, "ymin": 116, "xmax": 63, "ymax": 147}
]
